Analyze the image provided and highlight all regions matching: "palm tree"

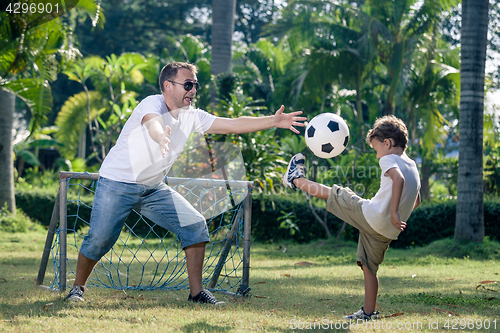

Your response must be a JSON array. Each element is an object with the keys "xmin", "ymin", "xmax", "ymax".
[
  {"xmin": 61, "ymin": 53, "xmax": 156, "ymax": 162},
  {"xmin": 404, "ymin": 30, "xmax": 460, "ymax": 200},
  {"xmin": 232, "ymin": 38, "xmax": 292, "ymax": 112},
  {"xmin": 268, "ymin": 0, "xmax": 377, "ymax": 139},
  {"xmin": 350, "ymin": 0, "xmax": 460, "ymax": 116},
  {"xmin": 0, "ymin": 89, "xmax": 16, "ymax": 212},
  {"xmin": 0, "ymin": 17, "xmax": 70, "ymax": 214},
  {"xmin": 454, "ymin": 0, "xmax": 490, "ymax": 242},
  {"xmin": 210, "ymin": 0, "xmax": 236, "ymax": 104},
  {"xmin": 0, "ymin": 1, "xmax": 102, "ymax": 213}
]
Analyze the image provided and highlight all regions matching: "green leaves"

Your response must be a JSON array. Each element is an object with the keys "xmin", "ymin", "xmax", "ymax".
[
  {"xmin": 277, "ymin": 211, "xmax": 300, "ymax": 236},
  {"xmin": 55, "ymin": 91, "xmax": 105, "ymax": 159},
  {"xmin": 3, "ymin": 78, "xmax": 53, "ymax": 136}
]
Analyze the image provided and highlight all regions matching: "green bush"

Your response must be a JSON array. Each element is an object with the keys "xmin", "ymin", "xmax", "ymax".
[
  {"xmin": 14, "ymin": 188, "xmax": 500, "ymax": 247},
  {"xmin": 392, "ymin": 200, "xmax": 500, "ymax": 249},
  {"xmin": 393, "ymin": 201, "xmax": 457, "ymax": 248},
  {"xmin": 411, "ymin": 236, "xmax": 500, "ymax": 260},
  {"xmin": 0, "ymin": 206, "xmax": 44, "ymax": 233},
  {"xmin": 251, "ymin": 195, "xmax": 349, "ymax": 243},
  {"xmin": 251, "ymin": 196, "xmax": 500, "ymax": 247},
  {"xmin": 15, "ymin": 189, "xmax": 93, "ymax": 231}
]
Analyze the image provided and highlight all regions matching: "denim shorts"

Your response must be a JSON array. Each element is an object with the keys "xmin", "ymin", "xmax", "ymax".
[
  {"xmin": 80, "ymin": 176, "xmax": 209, "ymax": 261},
  {"xmin": 326, "ymin": 184, "xmax": 392, "ymax": 276}
]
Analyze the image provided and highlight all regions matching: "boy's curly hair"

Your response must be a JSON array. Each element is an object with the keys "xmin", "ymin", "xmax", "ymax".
[
  {"xmin": 366, "ymin": 115, "xmax": 409, "ymax": 150},
  {"xmin": 159, "ymin": 62, "xmax": 198, "ymax": 92}
]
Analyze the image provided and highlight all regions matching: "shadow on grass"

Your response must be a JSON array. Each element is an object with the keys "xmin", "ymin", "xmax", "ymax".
[
  {"xmin": 180, "ymin": 320, "xmax": 234, "ymax": 332},
  {"xmin": 0, "ymin": 265, "xmax": 497, "ymax": 329},
  {"xmin": 1, "ymin": 238, "xmax": 499, "ymax": 324}
]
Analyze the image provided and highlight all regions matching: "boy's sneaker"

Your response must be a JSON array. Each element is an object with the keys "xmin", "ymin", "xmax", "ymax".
[
  {"xmin": 283, "ymin": 153, "xmax": 306, "ymax": 189},
  {"xmin": 345, "ymin": 308, "xmax": 379, "ymax": 321},
  {"xmin": 188, "ymin": 289, "xmax": 225, "ymax": 306},
  {"xmin": 66, "ymin": 285, "xmax": 85, "ymax": 302}
]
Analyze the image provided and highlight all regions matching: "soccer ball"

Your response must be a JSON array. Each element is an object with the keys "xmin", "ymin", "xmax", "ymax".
[{"xmin": 305, "ymin": 113, "xmax": 350, "ymax": 159}]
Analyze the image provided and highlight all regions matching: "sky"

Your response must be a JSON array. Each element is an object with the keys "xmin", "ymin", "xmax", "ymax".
[{"xmin": 486, "ymin": 51, "xmax": 500, "ymax": 117}]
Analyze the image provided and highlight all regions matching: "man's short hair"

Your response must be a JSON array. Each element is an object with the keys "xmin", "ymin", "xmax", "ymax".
[
  {"xmin": 158, "ymin": 62, "xmax": 198, "ymax": 92},
  {"xmin": 366, "ymin": 115, "xmax": 409, "ymax": 149}
]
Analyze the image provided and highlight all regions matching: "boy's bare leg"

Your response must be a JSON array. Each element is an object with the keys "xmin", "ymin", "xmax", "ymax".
[
  {"xmin": 293, "ymin": 177, "xmax": 331, "ymax": 200},
  {"xmin": 73, "ymin": 251, "xmax": 98, "ymax": 287},
  {"xmin": 184, "ymin": 242, "xmax": 205, "ymax": 296},
  {"xmin": 362, "ymin": 265, "xmax": 378, "ymax": 314}
]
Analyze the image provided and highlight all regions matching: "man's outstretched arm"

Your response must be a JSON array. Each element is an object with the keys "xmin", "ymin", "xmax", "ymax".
[{"xmin": 206, "ymin": 105, "xmax": 306, "ymax": 135}]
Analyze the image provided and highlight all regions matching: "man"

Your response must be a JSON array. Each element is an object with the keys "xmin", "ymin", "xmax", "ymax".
[{"xmin": 66, "ymin": 62, "xmax": 306, "ymax": 305}]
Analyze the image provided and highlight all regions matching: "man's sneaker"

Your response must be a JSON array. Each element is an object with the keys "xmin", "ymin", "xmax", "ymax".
[
  {"xmin": 66, "ymin": 285, "xmax": 85, "ymax": 302},
  {"xmin": 345, "ymin": 308, "xmax": 379, "ymax": 321},
  {"xmin": 188, "ymin": 289, "xmax": 225, "ymax": 306},
  {"xmin": 283, "ymin": 153, "xmax": 306, "ymax": 189}
]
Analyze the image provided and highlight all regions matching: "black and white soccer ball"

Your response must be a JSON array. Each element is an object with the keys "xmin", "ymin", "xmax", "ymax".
[{"xmin": 305, "ymin": 113, "xmax": 350, "ymax": 159}]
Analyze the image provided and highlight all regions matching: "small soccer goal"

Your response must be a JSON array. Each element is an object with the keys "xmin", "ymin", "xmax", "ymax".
[{"xmin": 36, "ymin": 171, "xmax": 253, "ymax": 297}]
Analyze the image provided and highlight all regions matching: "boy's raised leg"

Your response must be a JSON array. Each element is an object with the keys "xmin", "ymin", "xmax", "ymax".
[
  {"xmin": 283, "ymin": 153, "xmax": 331, "ymax": 200},
  {"xmin": 293, "ymin": 178, "xmax": 331, "ymax": 200},
  {"xmin": 282, "ymin": 153, "xmax": 306, "ymax": 189}
]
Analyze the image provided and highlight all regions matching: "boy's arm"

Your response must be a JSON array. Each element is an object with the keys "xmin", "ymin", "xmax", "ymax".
[
  {"xmin": 206, "ymin": 105, "xmax": 306, "ymax": 135},
  {"xmin": 386, "ymin": 167, "xmax": 406, "ymax": 231},
  {"xmin": 142, "ymin": 113, "xmax": 171, "ymax": 158},
  {"xmin": 413, "ymin": 192, "xmax": 421, "ymax": 210}
]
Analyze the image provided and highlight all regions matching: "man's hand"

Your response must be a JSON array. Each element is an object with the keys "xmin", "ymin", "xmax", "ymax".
[
  {"xmin": 273, "ymin": 105, "xmax": 307, "ymax": 134},
  {"xmin": 159, "ymin": 125, "xmax": 171, "ymax": 158},
  {"xmin": 391, "ymin": 211, "xmax": 406, "ymax": 231},
  {"xmin": 142, "ymin": 113, "xmax": 171, "ymax": 158}
]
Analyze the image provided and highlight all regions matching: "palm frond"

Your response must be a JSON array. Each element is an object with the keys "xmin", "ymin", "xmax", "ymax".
[
  {"xmin": 2, "ymin": 78, "xmax": 53, "ymax": 137},
  {"xmin": 55, "ymin": 91, "xmax": 105, "ymax": 158}
]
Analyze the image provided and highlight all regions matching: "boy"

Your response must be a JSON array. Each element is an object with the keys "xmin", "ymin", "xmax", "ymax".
[{"xmin": 283, "ymin": 115, "xmax": 421, "ymax": 320}]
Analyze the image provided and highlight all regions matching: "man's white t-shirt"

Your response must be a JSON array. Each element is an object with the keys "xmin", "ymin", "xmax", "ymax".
[
  {"xmin": 100, "ymin": 94, "xmax": 216, "ymax": 185},
  {"xmin": 361, "ymin": 153, "xmax": 421, "ymax": 240}
]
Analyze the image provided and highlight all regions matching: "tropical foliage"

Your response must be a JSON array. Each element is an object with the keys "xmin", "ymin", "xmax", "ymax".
[
  {"xmin": 6, "ymin": 0, "xmax": 498, "ymax": 240},
  {"xmin": 0, "ymin": 0, "xmax": 102, "ymax": 213}
]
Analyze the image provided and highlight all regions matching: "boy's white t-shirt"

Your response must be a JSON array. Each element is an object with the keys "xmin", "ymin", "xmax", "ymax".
[
  {"xmin": 99, "ymin": 94, "xmax": 216, "ymax": 185},
  {"xmin": 361, "ymin": 153, "xmax": 421, "ymax": 240}
]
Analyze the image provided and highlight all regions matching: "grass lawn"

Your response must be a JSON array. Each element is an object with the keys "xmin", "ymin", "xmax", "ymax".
[{"xmin": 0, "ymin": 230, "xmax": 499, "ymax": 332}]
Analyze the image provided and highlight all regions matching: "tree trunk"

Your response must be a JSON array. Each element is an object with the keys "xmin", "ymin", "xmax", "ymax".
[
  {"xmin": 210, "ymin": 0, "xmax": 236, "ymax": 104},
  {"xmin": 420, "ymin": 162, "xmax": 432, "ymax": 202},
  {"xmin": 454, "ymin": 0, "xmax": 489, "ymax": 243},
  {"xmin": 0, "ymin": 89, "xmax": 16, "ymax": 214}
]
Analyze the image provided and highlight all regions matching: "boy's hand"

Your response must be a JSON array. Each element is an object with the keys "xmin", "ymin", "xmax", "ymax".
[{"xmin": 391, "ymin": 212, "xmax": 406, "ymax": 231}]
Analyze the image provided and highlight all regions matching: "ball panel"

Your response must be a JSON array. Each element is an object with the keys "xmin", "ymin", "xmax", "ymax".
[
  {"xmin": 321, "ymin": 143, "xmax": 334, "ymax": 153},
  {"xmin": 307, "ymin": 126, "xmax": 316, "ymax": 138},
  {"xmin": 343, "ymin": 135, "xmax": 349, "ymax": 147},
  {"xmin": 327, "ymin": 120, "xmax": 339, "ymax": 132}
]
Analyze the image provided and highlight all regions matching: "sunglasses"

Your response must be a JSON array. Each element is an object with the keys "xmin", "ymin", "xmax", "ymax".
[{"xmin": 168, "ymin": 80, "xmax": 200, "ymax": 92}]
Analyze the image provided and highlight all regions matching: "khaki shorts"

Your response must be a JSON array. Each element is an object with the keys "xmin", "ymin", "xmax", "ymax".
[{"xmin": 326, "ymin": 184, "xmax": 392, "ymax": 276}]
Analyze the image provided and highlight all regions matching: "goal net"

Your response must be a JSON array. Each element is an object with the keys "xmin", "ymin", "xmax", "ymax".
[{"xmin": 36, "ymin": 171, "xmax": 253, "ymax": 296}]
